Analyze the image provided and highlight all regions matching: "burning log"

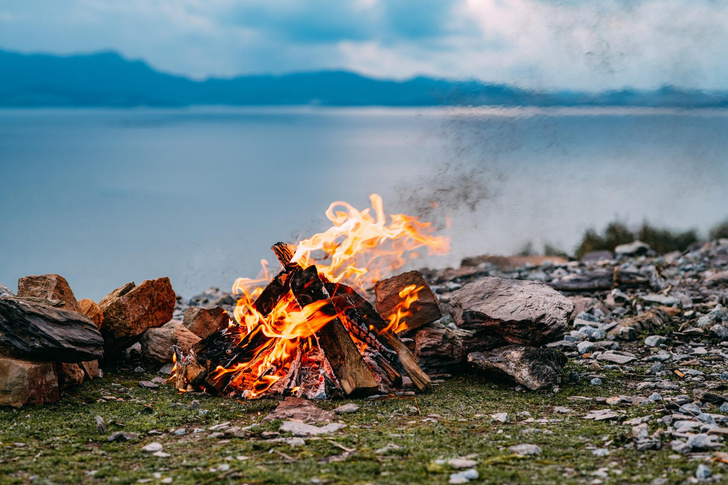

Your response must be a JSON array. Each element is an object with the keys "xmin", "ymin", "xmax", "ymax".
[
  {"xmin": 289, "ymin": 265, "xmax": 378, "ymax": 396},
  {"xmin": 175, "ymin": 193, "xmax": 447, "ymax": 399},
  {"xmin": 325, "ymin": 282, "xmax": 431, "ymax": 391}
]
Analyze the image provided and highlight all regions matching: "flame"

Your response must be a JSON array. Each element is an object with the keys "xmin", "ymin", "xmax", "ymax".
[
  {"xmin": 186, "ymin": 194, "xmax": 448, "ymax": 398},
  {"xmin": 382, "ymin": 284, "xmax": 423, "ymax": 334},
  {"xmin": 290, "ymin": 193, "xmax": 448, "ymax": 289}
]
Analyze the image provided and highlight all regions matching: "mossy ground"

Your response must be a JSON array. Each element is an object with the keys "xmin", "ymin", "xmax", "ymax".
[{"xmin": 0, "ymin": 362, "xmax": 721, "ymax": 484}]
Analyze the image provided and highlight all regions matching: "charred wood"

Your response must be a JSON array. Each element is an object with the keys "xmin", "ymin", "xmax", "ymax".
[{"xmin": 290, "ymin": 266, "xmax": 378, "ymax": 397}]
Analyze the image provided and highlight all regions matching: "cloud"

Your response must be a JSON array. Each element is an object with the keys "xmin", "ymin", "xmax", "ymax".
[{"xmin": 0, "ymin": 0, "xmax": 727, "ymax": 89}]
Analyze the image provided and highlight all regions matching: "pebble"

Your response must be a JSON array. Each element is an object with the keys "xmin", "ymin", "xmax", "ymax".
[
  {"xmin": 645, "ymin": 336, "xmax": 667, "ymax": 347},
  {"xmin": 578, "ymin": 342, "xmax": 595, "ymax": 354},
  {"xmin": 142, "ymin": 442, "xmax": 163, "ymax": 453},
  {"xmin": 334, "ymin": 403, "xmax": 360, "ymax": 415},
  {"xmin": 491, "ymin": 413, "xmax": 510, "ymax": 423},
  {"xmin": 448, "ymin": 458, "xmax": 478, "ymax": 468},
  {"xmin": 153, "ymin": 451, "xmax": 171, "ymax": 458},
  {"xmin": 590, "ymin": 378, "xmax": 603, "ymax": 386},
  {"xmin": 696, "ymin": 464, "xmax": 711, "ymax": 480},
  {"xmin": 449, "ymin": 469, "xmax": 479, "ymax": 484},
  {"xmin": 375, "ymin": 443, "xmax": 401, "ymax": 455},
  {"xmin": 509, "ymin": 444, "xmax": 542, "ymax": 456},
  {"xmin": 95, "ymin": 415, "xmax": 106, "ymax": 434},
  {"xmin": 592, "ymin": 448, "xmax": 609, "ymax": 457},
  {"xmin": 108, "ymin": 432, "xmax": 139, "ymax": 442}
]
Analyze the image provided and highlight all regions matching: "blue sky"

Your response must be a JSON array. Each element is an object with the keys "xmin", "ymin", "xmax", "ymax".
[{"xmin": 0, "ymin": 0, "xmax": 726, "ymax": 90}]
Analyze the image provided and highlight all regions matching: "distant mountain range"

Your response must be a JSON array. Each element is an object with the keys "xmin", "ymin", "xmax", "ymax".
[{"xmin": 1, "ymin": 48, "xmax": 727, "ymax": 108}]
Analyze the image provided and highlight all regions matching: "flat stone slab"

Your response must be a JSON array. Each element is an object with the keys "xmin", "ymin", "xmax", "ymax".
[
  {"xmin": 450, "ymin": 277, "xmax": 574, "ymax": 346},
  {"xmin": 279, "ymin": 421, "xmax": 346, "ymax": 436},
  {"xmin": 596, "ymin": 351, "xmax": 637, "ymax": 364},
  {"xmin": 468, "ymin": 345, "xmax": 567, "ymax": 390}
]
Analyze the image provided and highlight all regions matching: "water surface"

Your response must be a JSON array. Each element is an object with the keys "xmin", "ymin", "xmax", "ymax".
[{"xmin": 1, "ymin": 107, "xmax": 727, "ymax": 300}]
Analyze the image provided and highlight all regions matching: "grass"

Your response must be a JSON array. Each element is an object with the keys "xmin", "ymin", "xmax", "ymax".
[{"xmin": 0, "ymin": 358, "xmax": 721, "ymax": 484}]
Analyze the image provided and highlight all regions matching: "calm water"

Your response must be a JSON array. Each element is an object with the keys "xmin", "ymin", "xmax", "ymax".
[{"xmin": 1, "ymin": 107, "xmax": 727, "ymax": 301}]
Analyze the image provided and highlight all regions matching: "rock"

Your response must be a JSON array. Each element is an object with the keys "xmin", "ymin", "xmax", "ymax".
[
  {"xmin": 592, "ymin": 448, "xmax": 609, "ymax": 457},
  {"xmin": 78, "ymin": 299, "xmax": 104, "ymax": 328},
  {"xmin": 509, "ymin": 444, "xmax": 542, "ymax": 456},
  {"xmin": 0, "ymin": 357, "xmax": 59, "ymax": 407},
  {"xmin": 264, "ymin": 397, "xmax": 337, "ymax": 424},
  {"xmin": 95, "ymin": 415, "xmax": 106, "ymax": 434},
  {"xmin": 414, "ymin": 323, "xmax": 469, "ymax": 376},
  {"xmin": 568, "ymin": 297, "xmax": 609, "ymax": 318},
  {"xmin": 590, "ymin": 378, "xmax": 603, "ymax": 386},
  {"xmin": 706, "ymin": 271, "xmax": 728, "ymax": 286},
  {"xmin": 142, "ymin": 442, "xmax": 163, "ymax": 453},
  {"xmin": 608, "ymin": 309, "xmax": 669, "ymax": 341},
  {"xmin": 334, "ymin": 403, "xmax": 360, "ymax": 415},
  {"xmin": 450, "ymin": 277, "xmax": 573, "ymax": 346},
  {"xmin": 614, "ymin": 240, "xmax": 650, "ymax": 256},
  {"xmin": 375, "ymin": 443, "xmax": 401, "ymax": 455},
  {"xmin": 712, "ymin": 324, "xmax": 728, "ymax": 340},
  {"xmin": 0, "ymin": 298, "xmax": 103, "ymax": 362},
  {"xmin": 80, "ymin": 360, "xmax": 100, "ymax": 380},
  {"xmin": 596, "ymin": 351, "xmax": 637, "ymax": 364},
  {"xmin": 279, "ymin": 421, "xmax": 345, "ymax": 436},
  {"xmin": 99, "ymin": 278, "xmax": 176, "ymax": 352},
  {"xmin": 108, "ymin": 431, "xmax": 138, "ymax": 442},
  {"xmin": 57, "ymin": 362, "xmax": 85, "ymax": 389},
  {"xmin": 468, "ymin": 345, "xmax": 567, "ymax": 390},
  {"xmin": 182, "ymin": 306, "xmax": 229, "ymax": 339},
  {"xmin": 17, "ymin": 274, "xmax": 82, "ymax": 313},
  {"xmin": 375, "ymin": 270, "xmax": 442, "ymax": 334},
  {"xmin": 577, "ymin": 341, "xmax": 595, "ymax": 354},
  {"xmin": 645, "ymin": 335, "xmax": 666, "ymax": 347},
  {"xmin": 189, "ymin": 287, "xmax": 236, "ymax": 307},
  {"xmin": 696, "ymin": 464, "xmax": 711, "ymax": 480},
  {"xmin": 139, "ymin": 320, "xmax": 200, "ymax": 363},
  {"xmin": 491, "ymin": 413, "xmax": 510, "ymax": 423},
  {"xmin": 581, "ymin": 250, "xmax": 613, "ymax": 264},
  {"xmin": 0, "ymin": 283, "xmax": 14, "ymax": 297},
  {"xmin": 449, "ymin": 469, "xmax": 478, "ymax": 484},
  {"xmin": 641, "ymin": 294, "xmax": 678, "ymax": 306},
  {"xmin": 583, "ymin": 409, "xmax": 619, "ymax": 421},
  {"xmin": 632, "ymin": 423, "xmax": 649, "ymax": 440},
  {"xmin": 697, "ymin": 305, "xmax": 728, "ymax": 328},
  {"xmin": 550, "ymin": 270, "xmax": 647, "ymax": 292},
  {"xmin": 448, "ymin": 458, "xmax": 478, "ymax": 468}
]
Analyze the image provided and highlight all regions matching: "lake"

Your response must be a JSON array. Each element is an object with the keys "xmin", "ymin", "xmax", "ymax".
[{"xmin": 1, "ymin": 106, "xmax": 727, "ymax": 301}]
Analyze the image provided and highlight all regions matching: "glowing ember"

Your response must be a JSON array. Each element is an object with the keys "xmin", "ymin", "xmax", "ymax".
[{"xmin": 174, "ymin": 194, "xmax": 448, "ymax": 399}]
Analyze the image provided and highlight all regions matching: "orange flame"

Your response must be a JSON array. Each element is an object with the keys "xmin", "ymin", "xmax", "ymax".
[
  {"xmin": 197, "ymin": 194, "xmax": 448, "ymax": 398},
  {"xmin": 382, "ymin": 284, "xmax": 423, "ymax": 334},
  {"xmin": 290, "ymin": 193, "xmax": 448, "ymax": 289}
]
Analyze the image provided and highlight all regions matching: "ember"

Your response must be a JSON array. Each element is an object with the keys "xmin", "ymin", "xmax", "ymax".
[{"xmin": 173, "ymin": 194, "xmax": 449, "ymax": 399}]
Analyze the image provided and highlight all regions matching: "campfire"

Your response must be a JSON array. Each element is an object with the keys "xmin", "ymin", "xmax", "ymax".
[{"xmin": 173, "ymin": 194, "xmax": 449, "ymax": 399}]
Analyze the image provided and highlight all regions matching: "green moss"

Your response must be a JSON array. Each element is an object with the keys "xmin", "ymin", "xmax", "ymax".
[{"xmin": 0, "ymin": 369, "xmax": 720, "ymax": 484}]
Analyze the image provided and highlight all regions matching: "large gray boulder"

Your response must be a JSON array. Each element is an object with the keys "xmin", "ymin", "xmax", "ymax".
[{"xmin": 450, "ymin": 277, "xmax": 574, "ymax": 346}]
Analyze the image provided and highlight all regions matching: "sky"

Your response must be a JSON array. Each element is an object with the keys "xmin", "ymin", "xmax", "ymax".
[{"xmin": 0, "ymin": 0, "xmax": 727, "ymax": 91}]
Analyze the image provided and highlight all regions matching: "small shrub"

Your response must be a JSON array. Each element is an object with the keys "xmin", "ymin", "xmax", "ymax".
[
  {"xmin": 637, "ymin": 223, "xmax": 698, "ymax": 254},
  {"xmin": 575, "ymin": 220, "xmax": 698, "ymax": 258},
  {"xmin": 710, "ymin": 219, "xmax": 728, "ymax": 240}
]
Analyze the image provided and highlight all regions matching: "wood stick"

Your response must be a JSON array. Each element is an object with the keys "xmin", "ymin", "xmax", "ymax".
[
  {"xmin": 324, "ymin": 282, "xmax": 431, "ymax": 391},
  {"xmin": 289, "ymin": 266, "xmax": 378, "ymax": 396}
]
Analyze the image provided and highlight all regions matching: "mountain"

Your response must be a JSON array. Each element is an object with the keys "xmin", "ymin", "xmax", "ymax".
[{"xmin": 1, "ymin": 48, "xmax": 727, "ymax": 108}]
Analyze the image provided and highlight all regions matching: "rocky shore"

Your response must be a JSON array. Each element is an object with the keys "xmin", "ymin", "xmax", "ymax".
[{"xmin": 1, "ymin": 237, "xmax": 728, "ymax": 482}]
